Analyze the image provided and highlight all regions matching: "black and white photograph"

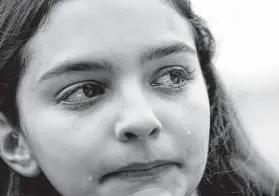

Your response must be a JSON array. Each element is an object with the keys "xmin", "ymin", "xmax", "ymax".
[{"xmin": 0, "ymin": 0, "xmax": 278, "ymax": 195}]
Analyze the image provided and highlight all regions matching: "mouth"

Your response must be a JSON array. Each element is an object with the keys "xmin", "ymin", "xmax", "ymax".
[{"xmin": 100, "ymin": 160, "xmax": 181, "ymax": 183}]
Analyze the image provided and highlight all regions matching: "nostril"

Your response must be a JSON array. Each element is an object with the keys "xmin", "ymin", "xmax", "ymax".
[
  {"xmin": 123, "ymin": 128, "xmax": 160, "ymax": 140},
  {"xmin": 150, "ymin": 128, "xmax": 160, "ymax": 137},
  {"xmin": 124, "ymin": 132, "xmax": 137, "ymax": 140}
]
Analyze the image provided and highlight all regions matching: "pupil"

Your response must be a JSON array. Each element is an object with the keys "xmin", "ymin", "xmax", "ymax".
[
  {"xmin": 170, "ymin": 71, "xmax": 183, "ymax": 84},
  {"xmin": 83, "ymin": 84, "xmax": 103, "ymax": 98}
]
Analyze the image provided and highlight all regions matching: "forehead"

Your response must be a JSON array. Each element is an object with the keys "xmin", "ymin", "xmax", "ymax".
[{"xmin": 24, "ymin": 0, "xmax": 195, "ymax": 79}]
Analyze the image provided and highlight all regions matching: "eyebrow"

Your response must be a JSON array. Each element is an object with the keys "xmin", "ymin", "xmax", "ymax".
[
  {"xmin": 38, "ymin": 42, "xmax": 196, "ymax": 83},
  {"xmin": 38, "ymin": 61, "xmax": 112, "ymax": 82},
  {"xmin": 140, "ymin": 42, "xmax": 196, "ymax": 64}
]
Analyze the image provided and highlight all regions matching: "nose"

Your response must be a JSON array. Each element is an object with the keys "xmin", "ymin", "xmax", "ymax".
[{"xmin": 114, "ymin": 100, "xmax": 162, "ymax": 143}]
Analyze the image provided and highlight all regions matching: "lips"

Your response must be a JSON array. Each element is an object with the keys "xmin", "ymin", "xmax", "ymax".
[
  {"xmin": 100, "ymin": 160, "xmax": 180, "ymax": 183},
  {"xmin": 115, "ymin": 160, "xmax": 175, "ymax": 172}
]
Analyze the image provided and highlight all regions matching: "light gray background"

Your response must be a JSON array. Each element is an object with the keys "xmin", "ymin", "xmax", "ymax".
[{"xmin": 192, "ymin": 0, "xmax": 279, "ymax": 174}]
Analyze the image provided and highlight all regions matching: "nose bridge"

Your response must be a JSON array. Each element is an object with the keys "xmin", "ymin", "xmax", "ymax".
[
  {"xmin": 119, "ymin": 76, "xmax": 157, "ymax": 117},
  {"xmin": 120, "ymin": 76, "xmax": 146, "ymax": 108},
  {"xmin": 115, "ymin": 78, "xmax": 162, "ymax": 142}
]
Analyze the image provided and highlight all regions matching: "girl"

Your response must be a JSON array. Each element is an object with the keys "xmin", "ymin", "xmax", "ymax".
[{"xmin": 0, "ymin": 0, "xmax": 278, "ymax": 196}]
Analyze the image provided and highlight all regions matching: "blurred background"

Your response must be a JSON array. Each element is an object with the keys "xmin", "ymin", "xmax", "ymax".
[{"xmin": 192, "ymin": 0, "xmax": 279, "ymax": 174}]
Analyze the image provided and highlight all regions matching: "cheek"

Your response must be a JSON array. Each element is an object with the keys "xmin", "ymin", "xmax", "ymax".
[
  {"xmin": 158, "ymin": 75, "xmax": 210, "ymax": 177},
  {"xmin": 162, "ymin": 99, "xmax": 210, "ymax": 165},
  {"xmin": 159, "ymin": 104, "xmax": 209, "ymax": 193},
  {"xmin": 19, "ymin": 105, "xmax": 113, "ymax": 195}
]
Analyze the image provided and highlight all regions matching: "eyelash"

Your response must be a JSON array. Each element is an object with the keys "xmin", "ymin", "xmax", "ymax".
[
  {"xmin": 56, "ymin": 65, "xmax": 195, "ymax": 109},
  {"xmin": 150, "ymin": 65, "xmax": 195, "ymax": 91},
  {"xmin": 56, "ymin": 81, "xmax": 105, "ymax": 108}
]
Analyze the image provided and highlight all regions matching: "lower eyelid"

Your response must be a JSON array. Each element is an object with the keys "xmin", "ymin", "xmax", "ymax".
[
  {"xmin": 60, "ymin": 101, "xmax": 96, "ymax": 110},
  {"xmin": 153, "ymin": 86, "xmax": 187, "ymax": 96},
  {"xmin": 59, "ymin": 93, "xmax": 103, "ymax": 109}
]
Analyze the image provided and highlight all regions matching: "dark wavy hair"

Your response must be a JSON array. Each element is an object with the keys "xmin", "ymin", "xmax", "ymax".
[{"xmin": 0, "ymin": 0, "xmax": 278, "ymax": 196}]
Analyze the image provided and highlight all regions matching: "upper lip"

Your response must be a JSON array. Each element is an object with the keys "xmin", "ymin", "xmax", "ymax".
[
  {"xmin": 99, "ymin": 159, "xmax": 183, "ymax": 183},
  {"xmin": 114, "ymin": 160, "xmax": 177, "ymax": 173}
]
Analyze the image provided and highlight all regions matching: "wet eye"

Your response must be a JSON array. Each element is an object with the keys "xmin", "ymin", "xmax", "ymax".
[
  {"xmin": 57, "ymin": 82, "xmax": 105, "ymax": 105},
  {"xmin": 169, "ymin": 70, "xmax": 186, "ymax": 84},
  {"xmin": 151, "ymin": 66, "xmax": 195, "ymax": 91}
]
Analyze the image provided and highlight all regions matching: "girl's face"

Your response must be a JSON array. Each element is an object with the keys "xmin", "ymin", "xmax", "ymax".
[{"xmin": 17, "ymin": 0, "xmax": 210, "ymax": 195}]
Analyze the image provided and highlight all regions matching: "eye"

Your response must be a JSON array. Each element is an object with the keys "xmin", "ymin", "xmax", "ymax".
[
  {"xmin": 151, "ymin": 66, "xmax": 195, "ymax": 91},
  {"xmin": 57, "ymin": 82, "xmax": 105, "ymax": 106}
]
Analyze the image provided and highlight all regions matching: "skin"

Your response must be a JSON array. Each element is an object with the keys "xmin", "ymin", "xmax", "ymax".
[{"xmin": 1, "ymin": 0, "xmax": 210, "ymax": 195}]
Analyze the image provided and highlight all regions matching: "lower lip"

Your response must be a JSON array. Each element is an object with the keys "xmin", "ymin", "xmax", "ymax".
[{"xmin": 104, "ymin": 163, "xmax": 178, "ymax": 181}]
